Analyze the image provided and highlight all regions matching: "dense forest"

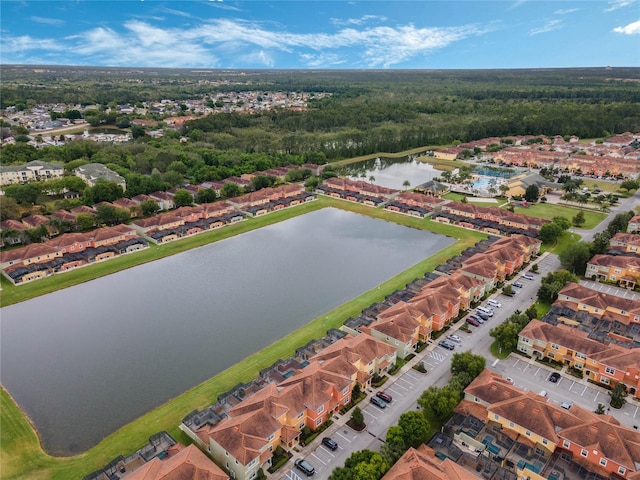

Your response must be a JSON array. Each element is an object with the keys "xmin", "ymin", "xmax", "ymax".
[{"xmin": 2, "ymin": 67, "xmax": 640, "ymax": 195}]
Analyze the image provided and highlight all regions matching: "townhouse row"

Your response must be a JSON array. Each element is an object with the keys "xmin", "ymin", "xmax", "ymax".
[
  {"xmin": 518, "ymin": 319, "xmax": 640, "ymax": 400},
  {"xmin": 0, "ymin": 225, "xmax": 147, "ymax": 285},
  {"xmin": 180, "ymin": 332, "xmax": 398, "ymax": 480},
  {"xmin": 446, "ymin": 369, "xmax": 640, "ymax": 480}
]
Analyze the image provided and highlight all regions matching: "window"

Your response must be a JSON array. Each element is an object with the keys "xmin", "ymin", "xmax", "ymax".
[
  {"xmin": 343, "ymin": 386, "xmax": 349, "ymax": 394},
  {"xmin": 599, "ymin": 458, "xmax": 607, "ymax": 466},
  {"xmin": 618, "ymin": 466, "xmax": 626, "ymax": 475},
  {"xmin": 344, "ymin": 397, "xmax": 350, "ymax": 404},
  {"xmin": 509, "ymin": 422, "xmax": 514, "ymax": 428},
  {"xmin": 315, "ymin": 417, "xmax": 322, "ymax": 427},
  {"xmin": 548, "ymin": 352, "xmax": 555, "ymax": 359},
  {"xmin": 226, "ymin": 451, "xmax": 229, "ymax": 457},
  {"xmin": 600, "ymin": 377, "xmax": 610, "ymax": 384},
  {"xmin": 576, "ymin": 352, "xmax": 586, "ymax": 360},
  {"xmin": 317, "ymin": 405, "xmax": 324, "ymax": 414},
  {"xmin": 299, "ymin": 422, "xmax": 305, "ymax": 429},
  {"xmin": 542, "ymin": 438, "xmax": 548, "ymax": 445},
  {"xmin": 525, "ymin": 430, "xmax": 531, "ymax": 436},
  {"xmin": 563, "ymin": 440, "xmax": 570, "ymax": 448},
  {"xmin": 267, "ymin": 433, "xmax": 274, "ymax": 441},
  {"xmin": 575, "ymin": 363, "xmax": 583, "ymax": 370},
  {"xmin": 494, "ymin": 414, "xmax": 499, "ymax": 420},
  {"xmin": 551, "ymin": 343, "xmax": 559, "ymax": 350},
  {"xmin": 297, "ymin": 412, "xmax": 304, "ymax": 419},
  {"xmin": 581, "ymin": 449, "xmax": 588, "ymax": 457},
  {"xmin": 605, "ymin": 367, "xmax": 615, "ymax": 375}
]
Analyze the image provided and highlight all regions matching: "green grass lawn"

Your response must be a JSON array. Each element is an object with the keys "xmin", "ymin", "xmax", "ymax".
[
  {"xmin": 442, "ymin": 192, "xmax": 505, "ymax": 207},
  {"xmin": 510, "ymin": 203, "xmax": 607, "ymax": 230},
  {"xmin": 1, "ymin": 196, "xmax": 485, "ymax": 480},
  {"xmin": 541, "ymin": 231, "xmax": 582, "ymax": 256}
]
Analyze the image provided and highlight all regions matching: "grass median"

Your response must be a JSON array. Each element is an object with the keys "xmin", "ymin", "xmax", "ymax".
[{"xmin": 1, "ymin": 197, "xmax": 485, "ymax": 480}]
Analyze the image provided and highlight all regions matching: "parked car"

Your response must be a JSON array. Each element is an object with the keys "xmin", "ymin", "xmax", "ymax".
[
  {"xmin": 322, "ymin": 437, "xmax": 338, "ymax": 451},
  {"xmin": 560, "ymin": 402, "xmax": 572, "ymax": 410},
  {"xmin": 512, "ymin": 282, "xmax": 524, "ymax": 289},
  {"xmin": 522, "ymin": 274, "xmax": 535, "ymax": 280},
  {"xmin": 475, "ymin": 312, "xmax": 489, "ymax": 321},
  {"xmin": 487, "ymin": 299, "xmax": 502, "ymax": 308},
  {"xmin": 370, "ymin": 396, "xmax": 387, "ymax": 409},
  {"xmin": 438, "ymin": 340, "xmax": 455, "ymax": 350},
  {"xmin": 539, "ymin": 390, "xmax": 548, "ymax": 397},
  {"xmin": 548, "ymin": 372, "xmax": 561, "ymax": 383},
  {"xmin": 295, "ymin": 458, "xmax": 316, "ymax": 476},
  {"xmin": 477, "ymin": 306, "xmax": 493, "ymax": 317},
  {"xmin": 376, "ymin": 391, "xmax": 393, "ymax": 403},
  {"xmin": 467, "ymin": 317, "xmax": 480, "ymax": 327},
  {"xmin": 447, "ymin": 334, "xmax": 462, "ymax": 343}
]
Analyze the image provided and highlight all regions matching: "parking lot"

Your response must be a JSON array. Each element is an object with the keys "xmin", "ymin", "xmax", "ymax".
[
  {"xmin": 490, "ymin": 354, "xmax": 640, "ymax": 430},
  {"xmin": 580, "ymin": 279, "xmax": 640, "ymax": 300}
]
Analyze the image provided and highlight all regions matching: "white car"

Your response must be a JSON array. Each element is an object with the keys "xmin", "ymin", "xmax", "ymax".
[
  {"xmin": 447, "ymin": 334, "xmax": 462, "ymax": 343},
  {"xmin": 487, "ymin": 299, "xmax": 502, "ymax": 308},
  {"xmin": 522, "ymin": 274, "xmax": 535, "ymax": 280}
]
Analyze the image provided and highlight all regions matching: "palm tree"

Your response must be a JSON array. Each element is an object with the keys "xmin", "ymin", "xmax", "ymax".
[
  {"xmin": 369, "ymin": 175, "xmax": 375, "ymax": 184},
  {"xmin": 402, "ymin": 180, "xmax": 410, "ymax": 190}
]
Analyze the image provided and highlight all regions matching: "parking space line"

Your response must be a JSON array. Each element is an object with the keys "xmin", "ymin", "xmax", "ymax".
[
  {"xmin": 311, "ymin": 453, "xmax": 326, "ymax": 466},
  {"xmin": 594, "ymin": 391, "xmax": 600, "ymax": 403},
  {"xmin": 397, "ymin": 375, "xmax": 416, "ymax": 385},
  {"xmin": 634, "ymin": 406, "xmax": 638, "ymax": 418},
  {"xmin": 580, "ymin": 385, "xmax": 587, "ymax": 396},
  {"xmin": 321, "ymin": 447, "xmax": 336, "ymax": 457},
  {"xmin": 393, "ymin": 383, "xmax": 409, "ymax": 392},
  {"xmin": 336, "ymin": 431, "xmax": 352, "ymax": 443}
]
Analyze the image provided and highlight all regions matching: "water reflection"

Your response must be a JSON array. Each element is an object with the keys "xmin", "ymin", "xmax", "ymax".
[
  {"xmin": 341, "ymin": 156, "xmax": 441, "ymax": 190},
  {"xmin": 0, "ymin": 208, "xmax": 455, "ymax": 454}
]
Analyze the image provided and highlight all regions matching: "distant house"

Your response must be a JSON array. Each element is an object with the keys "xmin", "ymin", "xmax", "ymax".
[
  {"xmin": 0, "ymin": 160, "xmax": 64, "ymax": 186},
  {"xmin": 74, "ymin": 163, "xmax": 126, "ymax": 191},
  {"xmin": 414, "ymin": 180, "xmax": 449, "ymax": 196}
]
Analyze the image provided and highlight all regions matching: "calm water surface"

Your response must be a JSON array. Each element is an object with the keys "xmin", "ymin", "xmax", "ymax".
[
  {"xmin": 0, "ymin": 208, "xmax": 455, "ymax": 454},
  {"xmin": 343, "ymin": 156, "xmax": 441, "ymax": 190}
]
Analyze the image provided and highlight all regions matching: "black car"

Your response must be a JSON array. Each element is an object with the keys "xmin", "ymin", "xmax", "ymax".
[
  {"xmin": 370, "ymin": 396, "xmax": 387, "ymax": 409},
  {"xmin": 548, "ymin": 372, "xmax": 561, "ymax": 383},
  {"xmin": 476, "ymin": 312, "xmax": 489, "ymax": 321},
  {"xmin": 512, "ymin": 282, "xmax": 524, "ymax": 289},
  {"xmin": 322, "ymin": 437, "xmax": 338, "ymax": 451},
  {"xmin": 295, "ymin": 458, "xmax": 316, "ymax": 476}
]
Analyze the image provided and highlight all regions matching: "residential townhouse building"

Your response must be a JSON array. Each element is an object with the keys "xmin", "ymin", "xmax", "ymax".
[
  {"xmin": 518, "ymin": 319, "xmax": 640, "ymax": 398},
  {"xmin": 124, "ymin": 443, "xmax": 229, "ymax": 480},
  {"xmin": 183, "ymin": 360, "xmax": 356, "ymax": 480},
  {"xmin": 459, "ymin": 369, "xmax": 640, "ymax": 480},
  {"xmin": 557, "ymin": 283, "xmax": 640, "ymax": 327},
  {"xmin": 438, "ymin": 201, "xmax": 548, "ymax": 232},
  {"xmin": 322, "ymin": 177, "xmax": 398, "ymax": 199},
  {"xmin": 586, "ymin": 254, "xmax": 640, "ymax": 289},
  {"xmin": 609, "ymin": 233, "xmax": 640, "ymax": 254},
  {"xmin": 381, "ymin": 444, "xmax": 483, "ymax": 480},
  {"xmin": 628, "ymin": 215, "xmax": 640, "ymax": 234},
  {"xmin": 0, "ymin": 160, "xmax": 64, "ymax": 186},
  {"xmin": 149, "ymin": 191, "xmax": 175, "ymax": 211},
  {"xmin": 310, "ymin": 333, "xmax": 397, "ymax": 388},
  {"xmin": 362, "ymin": 308, "xmax": 426, "ymax": 359}
]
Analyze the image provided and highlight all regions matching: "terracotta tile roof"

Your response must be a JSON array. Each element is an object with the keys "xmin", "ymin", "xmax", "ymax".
[
  {"xmin": 588, "ymin": 254, "xmax": 640, "ymax": 270},
  {"xmin": 610, "ymin": 233, "xmax": 640, "ymax": 247},
  {"xmin": 0, "ymin": 219, "xmax": 28, "ymax": 231},
  {"xmin": 558, "ymin": 282, "xmax": 640, "ymax": 320},
  {"xmin": 559, "ymin": 420, "xmax": 640, "ymax": 472},
  {"xmin": 382, "ymin": 444, "xmax": 482, "ymax": 480},
  {"xmin": 519, "ymin": 319, "xmax": 612, "ymax": 357},
  {"xmin": 312, "ymin": 333, "xmax": 396, "ymax": 368},
  {"xmin": 21, "ymin": 214, "xmax": 49, "ymax": 227},
  {"xmin": 369, "ymin": 311, "xmax": 420, "ymax": 343},
  {"xmin": 463, "ymin": 369, "xmax": 524, "ymax": 405},
  {"xmin": 0, "ymin": 242, "xmax": 60, "ymax": 264},
  {"xmin": 125, "ymin": 443, "xmax": 229, "ymax": 480}
]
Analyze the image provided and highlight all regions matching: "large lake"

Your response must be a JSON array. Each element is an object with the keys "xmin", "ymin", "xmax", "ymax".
[{"xmin": 0, "ymin": 207, "xmax": 455, "ymax": 455}]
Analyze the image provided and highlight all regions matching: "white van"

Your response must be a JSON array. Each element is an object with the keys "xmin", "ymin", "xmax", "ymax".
[
  {"xmin": 477, "ymin": 306, "xmax": 493, "ymax": 317},
  {"xmin": 487, "ymin": 299, "xmax": 502, "ymax": 308}
]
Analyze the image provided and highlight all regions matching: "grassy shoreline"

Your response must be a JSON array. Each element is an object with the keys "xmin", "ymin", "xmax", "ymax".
[{"xmin": 1, "ymin": 197, "xmax": 485, "ymax": 480}]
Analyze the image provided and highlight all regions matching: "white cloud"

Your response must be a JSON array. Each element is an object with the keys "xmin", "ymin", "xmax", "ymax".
[
  {"xmin": 529, "ymin": 19, "xmax": 563, "ymax": 36},
  {"xmin": 554, "ymin": 8, "xmax": 579, "ymax": 15},
  {"xmin": 30, "ymin": 16, "xmax": 65, "ymax": 26},
  {"xmin": 331, "ymin": 15, "xmax": 387, "ymax": 26},
  {"xmin": 613, "ymin": 19, "xmax": 640, "ymax": 34},
  {"xmin": 2, "ymin": 17, "xmax": 490, "ymax": 68},
  {"xmin": 604, "ymin": 0, "xmax": 636, "ymax": 12}
]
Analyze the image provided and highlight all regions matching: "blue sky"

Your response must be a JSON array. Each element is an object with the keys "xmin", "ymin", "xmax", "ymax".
[{"xmin": 1, "ymin": 1, "xmax": 639, "ymax": 69}]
